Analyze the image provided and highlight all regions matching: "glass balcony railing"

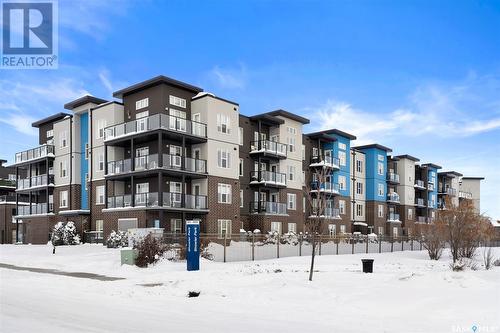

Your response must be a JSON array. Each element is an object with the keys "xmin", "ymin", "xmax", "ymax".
[
  {"xmin": 135, "ymin": 154, "xmax": 159, "ymax": 171},
  {"xmin": 387, "ymin": 192, "xmax": 400, "ymax": 203},
  {"xmin": 414, "ymin": 180, "xmax": 425, "ymax": 189},
  {"xmin": 310, "ymin": 181, "xmax": 340, "ymax": 194},
  {"xmin": 107, "ymin": 159, "xmax": 132, "ymax": 175},
  {"xmin": 250, "ymin": 170, "xmax": 287, "ymax": 186},
  {"xmin": 249, "ymin": 140, "xmax": 287, "ymax": 157},
  {"xmin": 17, "ymin": 203, "xmax": 53, "ymax": 215},
  {"xmin": 387, "ymin": 213, "xmax": 400, "ymax": 221},
  {"xmin": 387, "ymin": 172, "xmax": 400, "ymax": 183},
  {"xmin": 107, "ymin": 154, "xmax": 207, "ymax": 176},
  {"xmin": 163, "ymin": 192, "xmax": 208, "ymax": 210},
  {"xmin": 17, "ymin": 174, "xmax": 54, "ymax": 190},
  {"xmin": 104, "ymin": 114, "xmax": 207, "ymax": 141},
  {"xmin": 310, "ymin": 155, "xmax": 340, "ymax": 169},
  {"xmin": 417, "ymin": 216, "xmax": 426, "ymax": 223},
  {"xmin": 249, "ymin": 201, "xmax": 287, "ymax": 215},
  {"xmin": 135, "ymin": 192, "xmax": 159, "ymax": 207},
  {"xmin": 107, "ymin": 195, "xmax": 132, "ymax": 208},
  {"xmin": 415, "ymin": 198, "xmax": 426, "ymax": 207},
  {"xmin": 310, "ymin": 207, "xmax": 340, "ymax": 218},
  {"xmin": 439, "ymin": 187, "xmax": 457, "ymax": 196},
  {"xmin": 15, "ymin": 145, "xmax": 55, "ymax": 164},
  {"xmin": 162, "ymin": 154, "xmax": 207, "ymax": 174}
]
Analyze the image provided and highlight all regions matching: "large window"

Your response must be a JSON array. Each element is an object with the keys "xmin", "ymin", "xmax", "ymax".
[
  {"xmin": 287, "ymin": 165, "xmax": 295, "ymax": 181},
  {"xmin": 356, "ymin": 160, "xmax": 362, "ymax": 172},
  {"xmin": 46, "ymin": 129, "xmax": 54, "ymax": 138},
  {"xmin": 378, "ymin": 204, "xmax": 384, "ymax": 218},
  {"xmin": 171, "ymin": 219, "xmax": 182, "ymax": 233},
  {"xmin": 340, "ymin": 225, "xmax": 346, "ymax": 234},
  {"xmin": 96, "ymin": 186, "xmax": 105, "ymax": 205},
  {"xmin": 408, "ymin": 208, "xmax": 413, "ymax": 220},
  {"xmin": 338, "ymin": 175, "xmax": 346, "ymax": 190},
  {"xmin": 96, "ymin": 220, "xmax": 103, "ymax": 233},
  {"xmin": 238, "ymin": 127, "xmax": 244, "ymax": 145},
  {"xmin": 356, "ymin": 182, "xmax": 363, "ymax": 195},
  {"xmin": 339, "ymin": 151, "xmax": 346, "ymax": 166},
  {"xmin": 378, "ymin": 162, "xmax": 384, "ymax": 175},
  {"xmin": 60, "ymin": 160, "xmax": 68, "ymax": 178},
  {"xmin": 287, "ymin": 137, "xmax": 296, "ymax": 153},
  {"xmin": 287, "ymin": 193, "xmax": 296, "ymax": 210},
  {"xmin": 98, "ymin": 153, "xmax": 104, "ymax": 171},
  {"xmin": 60, "ymin": 130, "xmax": 67, "ymax": 148},
  {"xmin": 339, "ymin": 200, "xmax": 345, "ymax": 215},
  {"xmin": 217, "ymin": 149, "xmax": 231, "ymax": 169},
  {"xmin": 356, "ymin": 204, "xmax": 363, "ymax": 217},
  {"xmin": 240, "ymin": 190, "xmax": 244, "ymax": 208},
  {"xmin": 169, "ymin": 95, "xmax": 186, "ymax": 108},
  {"xmin": 288, "ymin": 223, "xmax": 297, "ymax": 233},
  {"xmin": 97, "ymin": 119, "xmax": 107, "ymax": 139},
  {"xmin": 271, "ymin": 222, "xmax": 282, "ymax": 234},
  {"xmin": 378, "ymin": 183, "xmax": 384, "ymax": 196},
  {"xmin": 217, "ymin": 114, "xmax": 231, "ymax": 134},
  {"xmin": 136, "ymin": 98, "xmax": 149, "ymax": 110},
  {"xmin": 218, "ymin": 183, "xmax": 232, "ymax": 204},
  {"xmin": 59, "ymin": 190, "xmax": 68, "ymax": 208},
  {"xmin": 218, "ymin": 219, "xmax": 232, "ymax": 238}
]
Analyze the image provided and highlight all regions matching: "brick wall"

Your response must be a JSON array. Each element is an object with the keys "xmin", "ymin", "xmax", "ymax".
[{"xmin": 206, "ymin": 175, "xmax": 240, "ymax": 234}]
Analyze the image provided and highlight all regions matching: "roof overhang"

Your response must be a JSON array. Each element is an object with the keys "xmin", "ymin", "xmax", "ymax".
[
  {"xmin": 394, "ymin": 154, "xmax": 420, "ymax": 162},
  {"xmin": 113, "ymin": 75, "xmax": 203, "ymax": 98},
  {"xmin": 32, "ymin": 113, "xmax": 72, "ymax": 128},
  {"xmin": 64, "ymin": 95, "xmax": 108, "ymax": 110},
  {"xmin": 249, "ymin": 114, "xmax": 285, "ymax": 126},
  {"xmin": 265, "ymin": 109, "xmax": 310, "ymax": 124},
  {"xmin": 353, "ymin": 143, "xmax": 393, "ymax": 153}
]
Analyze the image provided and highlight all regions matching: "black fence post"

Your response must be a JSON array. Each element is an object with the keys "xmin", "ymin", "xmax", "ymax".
[
  {"xmin": 336, "ymin": 237, "xmax": 339, "ymax": 255},
  {"xmin": 351, "ymin": 237, "xmax": 354, "ymax": 254},
  {"xmin": 277, "ymin": 234, "xmax": 280, "ymax": 259},
  {"xmin": 401, "ymin": 237, "xmax": 404, "ymax": 251},
  {"xmin": 223, "ymin": 232, "xmax": 227, "ymax": 263},
  {"xmin": 299, "ymin": 234, "xmax": 302, "ymax": 256},
  {"xmin": 252, "ymin": 232, "xmax": 255, "ymax": 261},
  {"xmin": 379, "ymin": 236, "xmax": 382, "ymax": 253},
  {"xmin": 319, "ymin": 234, "xmax": 322, "ymax": 256},
  {"xmin": 366, "ymin": 235, "xmax": 369, "ymax": 254},
  {"xmin": 411, "ymin": 238, "xmax": 413, "ymax": 251},
  {"xmin": 391, "ymin": 237, "xmax": 394, "ymax": 252}
]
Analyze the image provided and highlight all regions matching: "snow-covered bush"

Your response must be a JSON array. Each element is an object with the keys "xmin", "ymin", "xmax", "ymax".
[
  {"xmin": 280, "ymin": 232, "xmax": 299, "ymax": 246},
  {"xmin": 450, "ymin": 258, "xmax": 478, "ymax": 271},
  {"xmin": 493, "ymin": 259, "xmax": 500, "ymax": 267},
  {"xmin": 106, "ymin": 230, "xmax": 128, "ymax": 248},
  {"xmin": 134, "ymin": 233, "xmax": 166, "ymax": 267},
  {"xmin": 51, "ymin": 222, "xmax": 80, "ymax": 246},
  {"xmin": 482, "ymin": 247, "xmax": 495, "ymax": 270}
]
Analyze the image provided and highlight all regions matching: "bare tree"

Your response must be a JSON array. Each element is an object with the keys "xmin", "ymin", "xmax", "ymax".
[
  {"xmin": 420, "ymin": 219, "xmax": 447, "ymax": 260},
  {"xmin": 303, "ymin": 165, "xmax": 330, "ymax": 281}
]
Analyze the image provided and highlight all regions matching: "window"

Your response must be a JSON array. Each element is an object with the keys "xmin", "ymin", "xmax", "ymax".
[
  {"xmin": 97, "ymin": 119, "xmax": 107, "ymax": 139},
  {"xmin": 46, "ymin": 129, "xmax": 54, "ymax": 138},
  {"xmin": 240, "ymin": 190, "xmax": 244, "ymax": 208},
  {"xmin": 95, "ymin": 220, "xmax": 103, "ymax": 233},
  {"xmin": 338, "ymin": 142, "xmax": 346, "ymax": 150},
  {"xmin": 378, "ymin": 183, "xmax": 384, "ymax": 196},
  {"xmin": 218, "ymin": 183, "xmax": 232, "ymax": 204},
  {"xmin": 356, "ymin": 182, "xmax": 363, "ymax": 195},
  {"xmin": 378, "ymin": 154, "xmax": 384, "ymax": 161},
  {"xmin": 288, "ymin": 223, "xmax": 297, "ymax": 233},
  {"xmin": 96, "ymin": 186, "xmax": 105, "ymax": 205},
  {"xmin": 271, "ymin": 222, "xmax": 282, "ymax": 234},
  {"xmin": 340, "ymin": 225, "xmax": 346, "ymax": 234},
  {"xmin": 408, "ymin": 208, "xmax": 413, "ymax": 220},
  {"xmin": 287, "ymin": 137, "xmax": 296, "ymax": 153},
  {"xmin": 287, "ymin": 126, "xmax": 296, "ymax": 135},
  {"xmin": 217, "ymin": 114, "xmax": 230, "ymax": 134},
  {"xmin": 338, "ymin": 175, "xmax": 346, "ymax": 190},
  {"xmin": 287, "ymin": 165, "xmax": 295, "ymax": 181},
  {"xmin": 98, "ymin": 153, "xmax": 104, "ymax": 171},
  {"xmin": 217, "ymin": 149, "xmax": 231, "ymax": 169},
  {"xmin": 239, "ymin": 158, "xmax": 244, "ymax": 176},
  {"xmin": 377, "ymin": 162, "xmax": 384, "ymax": 176},
  {"xmin": 135, "ymin": 98, "xmax": 149, "ymax": 110},
  {"xmin": 303, "ymin": 196, "xmax": 306, "ymax": 213},
  {"xmin": 378, "ymin": 204, "xmax": 384, "ymax": 218},
  {"xmin": 136, "ymin": 110, "xmax": 149, "ymax": 119},
  {"xmin": 356, "ymin": 204, "xmax": 363, "ymax": 217},
  {"xmin": 60, "ymin": 130, "xmax": 67, "ymax": 148},
  {"xmin": 339, "ymin": 200, "xmax": 345, "ymax": 215},
  {"xmin": 339, "ymin": 151, "xmax": 346, "ymax": 166},
  {"xmin": 59, "ymin": 190, "xmax": 68, "ymax": 208},
  {"xmin": 239, "ymin": 127, "xmax": 243, "ymax": 145},
  {"xmin": 378, "ymin": 227, "xmax": 384, "ymax": 235},
  {"xmin": 287, "ymin": 193, "xmax": 296, "ymax": 210},
  {"xmin": 328, "ymin": 224, "xmax": 336, "ymax": 236},
  {"xmin": 8, "ymin": 174, "xmax": 16, "ymax": 181},
  {"xmin": 169, "ymin": 95, "xmax": 186, "ymax": 108},
  {"xmin": 60, "ymin": 160, "xmax": 68, "ymax": 178},
  {"xmin": 356, "ymin": 160, "xmax": 362, "ymax": 172},
  {"xmin": 393, "ymin": 227, "xmax": 398, "ymax": 237},
  {"xmin": 218, "ymin": 219, "xmax": 232, "ymax": 238},
  {"xmin": 301, "ymin": 145, "xmax": 305, "ymax": 160},
  {"xmin": 171, "ymin": 219, "xmax": 182, "ymax": 233}
]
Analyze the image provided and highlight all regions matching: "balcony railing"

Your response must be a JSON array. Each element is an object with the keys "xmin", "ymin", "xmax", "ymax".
[
  {"xmin": 15, "ymin": 145, "xmax": 55, "ymax": 164},
  {"xmin": 387, "ymin": 172, "xmax": 400, "ymax": 183},
  {"xmin": 310, "ymin": 155, "xmax": 340, "ymax": 169},
  {"xmin": 414, "ymin": 180, "xmax": 425, "ymax": 189},
  {"xmin": 135, "ymin": 154, "xmax": 159, "ymax": 171},
  {"xmin": 428, "ymin": 183, "xmax": 435, "ymax": 191},
  {"xmin": 438, "ymin": 201, "xmax": 446, "ymax": 209},
  {"xmin": 17, "ymin": 174, "xmax": 54, "ymax": 190},
  {"xmin": 387, "ymin": 213, "xmax": 400, "ymax": 222},
  {"xmin": 162, "ymin": 154, "xmax": 207, "ymax": 174},
  {"xmin": 428, "ymin": 200, "xmax": 436, "ymax": 208},
  {"xmin": 459, "ymin": 191, "xmax": 472, "ymax": 199},
  {"xmin": 387, "ymin": 192, "xmax": 400, "ymax": 203},
  {"xmin": 249, "ymin": 170, "xmax": 287, "ymax": 186},
  {"xmin": 310, "ymin": 207, "xmax": 340, "ymax": 219},
  {"xmin": 439, "ymin": 187, "xmax": 457, "ymax": 196},
  {"xmin": 107, "ymin": 159, "xmax": 132, "ymax": 175},
  {"xmin": 107, "ymin": 195, "xmax": 132, "ymax": 208},
  {"xmin": 17, "ymin": 203, "xmax": 53, "ymax": 216},
  {"xmin": 249, "ymin": 140, "xmax": 287, "ymax": 157},
  {"xmin": 135, "ymin": 192, "xmax": 159, "ymax": 207},
  {"xmin": 416, "ymin": 216, "xmax": 426, "ymax": 223},
  {"xmin": 163, "ymin": 192, "xmax": 208, "ymax": 210},
  {"xmin": 104, "ymin": 114, "xmax": 207, "ymax": 141},
  {"xmin": 250, "ymin": 201, "xmax": 287, "ymax": 215},
  {"xmin": 415, "ymin": 198, "xmax": 426, "ymax": 207},
  {"xmin": 310, "ymin": 181, "xmax": 340, "ymax": 194}
]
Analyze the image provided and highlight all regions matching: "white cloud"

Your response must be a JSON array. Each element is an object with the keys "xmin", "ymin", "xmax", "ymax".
[
  {"xmin": 209, "ymin": 64, "xmax": 247, "ymax": 89},
  {"xmin": 98, "ymin": 68, "xmax": 128, "ymax": 96},
  {"xmin": 0, "ymin": 114, "xmax": 38, "ymax": 136}
]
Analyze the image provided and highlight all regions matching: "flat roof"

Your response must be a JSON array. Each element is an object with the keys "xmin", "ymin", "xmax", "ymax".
[
  {"xmin": 394, "ymin": 154, "xmax": 420, "ymax": 162},
  {"xmin": 439, "ymin": 171, "xmax": 463, "ymax": 177},
  {"xmin": 306, "ymin": 132, "xmax": 337, "ymax": 142},
  {"xmin": 264, "ymin": 109, "xmax": 310, "ymax": 124},
  {"xmin": 353, "ymin": 143, "xmax": 393, "ymax": 152},
  {"xmin": 32, "ymin": 112, "xmax": 71, "ymax": 128},
  {"xmin": 113, "ymin": 75, "xmax": 203, "ymax": 98},
  {"xmin": 461, "ymin": 177, "xmax": 485, "ymax": 180},
  {"xmin": 306, "ymin": 128, "xmax": 356, "ymax": 140},
  {"xmin": 64, "ymin": 95, "xmax": 108, "ymax": 110},
  {"xmin": 90, "ymin": 101, "xmax": 123, "ymax": 111},
  {"xmin": 421, "ymin": 163, "xmax": 442, "ymax": 170},
  {"xmin": 248, "ymin": 114, "xmax": 285, "ymax": 126}
]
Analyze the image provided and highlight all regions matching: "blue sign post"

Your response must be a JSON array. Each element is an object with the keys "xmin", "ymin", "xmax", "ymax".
[{"xmin": 186, "ymin": 220, "xmax": 200, "ymax": 271}]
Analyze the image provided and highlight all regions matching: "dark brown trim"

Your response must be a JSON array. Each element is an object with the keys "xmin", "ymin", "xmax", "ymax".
[
  {"xmin": 113, "ymin": 75, "xmax": 203, "ymax": 98},
  {"xmin": 353, "ymin": 143, "xmax": 392, "ymax": 152},
  {"xmin": 191, "ymin": 92, "xmax": 239, "ymax": 106},
  {"xmin": 32, "ymin": 113, "xmax": 71, "ymax": 128},
  {"xmin": 64, "ymin": 96, "xmax": 108, "ymax": 110}
]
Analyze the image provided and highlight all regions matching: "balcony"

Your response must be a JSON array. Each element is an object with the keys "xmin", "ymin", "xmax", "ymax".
[
  {"xmin": 459, "ymin": 191, "xmax": 472, "ymax": 199},
  {"xmin": 16, "ymin": 203, "xmax": 53, "ymax": 216},
  {"xmin": 416, "ymin": 216, "xmax": 426, "ymax": 223},
  {"xmin": 428, "ymin": 200, "xmax": 436, "ymax": 208},
  {"xmin": 14, "ymin": 145, "xmax": 55, "ymax": 165},
  {"xmin": 386, "ymin": 172, "xmax": 400, "ymax": 184},
  {"xmin": 250, "ymin": 201, "xmax": 287, "ymax": 215},
  {"xmin": 106, "ymin": 154, "xmax": 207, "ymax": 177},
  {"xmin": 107, "ymin": 195, "xmax": 132, "ymax": 208},
  {"xmin": 428, "ymin": 183, "xmax": 435, "ymax": 191},
  {"xmin": 309, "ymin": 155, "xmax": 340, "ymax": 170},
  {"xmin": 17, "ymin": 174, "xmax": 54, "ymax": 191},
  {"xmin": 249, "ymin": 140, "xmax": 287, "ymax": 159},
  {"xmin": 163, "ymin": 193, "xmax": 208, "ymax": 210},
  {"xmin": 249, "ymin": 170, "xmax": 287, "ymax": 188},
  {"xmin": 104, "ymin": 114, "xmax": 207, "ymax": 142},
  {"xmin": 414, "ymin": 180, "xmax": 426, "ymax": 190},
  {"xmin": 415, "ymin": 198, "xmax": 426, "ymax": 207},
  {"xmin": 107, "ymin": 193, "xmax": 208, "ymax": 211},
  {"xmin": 310, "ymin": 181, "xmax": 340, "ymax": 195},
  {"xmin": 438, "ymin": 201, "xmax": 446, "ymax": 210},
  {"xmin": 387, "ymin": 213, "xmax": 401, "ymax": 222},
  {"xmin": 387, "ymin": 192, "xmax": 400, "ymax": 204},
  {"xmin": 135, "ymin": 192, "xmax": 159, "ymax": 207},
  {"xmin": 309, "ymin": 207, "xmax": 341, "ymax": 219},
  {"xmin": 438, "ymin": 187, "xmax": 457, "ymax": 196}
]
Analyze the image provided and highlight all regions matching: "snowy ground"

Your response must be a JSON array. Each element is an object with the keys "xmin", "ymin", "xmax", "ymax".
[{"xmin": 1, "ymin": 245, "xmax": 499, "ymax": 333}]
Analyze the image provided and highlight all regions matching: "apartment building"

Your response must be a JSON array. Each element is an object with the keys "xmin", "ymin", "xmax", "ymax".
[
  {"xmin": 437, "ymin": 171, "xmax": 462, "ymax": 209},
  {"xmin": 8, "ymin": 74, "xmax": 484, "ymax": 243},
  {"xmin": 458, "ymin": 177, "xmax": 484, "ymax": 213}
]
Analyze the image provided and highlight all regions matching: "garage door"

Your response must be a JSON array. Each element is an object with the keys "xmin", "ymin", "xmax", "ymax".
[{"xmin": 118, "ymin": 218, "xmax": 138, "ymax": 232}]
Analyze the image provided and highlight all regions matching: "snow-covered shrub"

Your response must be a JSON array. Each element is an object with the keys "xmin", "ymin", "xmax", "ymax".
[
  {"xmin": 280, "ymin": 232, "xmax": 299, "ymax": 246},
  {"xmin": 493, "ymin": 259, "xmax": 500, "ymax": 267},
  {"xmin": 63, "ymin": 221, "xmax": 80, "ymax": 245},
  {"xmin": 260, "ymin": 231, "xmax": 279, "ymax": 245},
  {"xmin": 106, "ymin": 230, "xmax": 128, "ymax": 248},
  {"xmin": 482, "ymin": 247, "xmax": 495, "ymax": 270},
  {"xmin": 134, "ymin": 233, "xmax": 166, "ymax": 267},
  {"xmin": 51, "ymin": 222, "xmax": 65, "ymax": 246},
  {"xmin": 450, "ymin": 258, "xmax": 478, "ymax": 271}
]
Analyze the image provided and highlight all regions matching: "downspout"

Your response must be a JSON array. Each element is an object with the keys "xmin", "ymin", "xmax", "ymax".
[
  {"xmin": 88, "ymin": 108, "xmax": 93, "ymax": 237},
  {"xmin": 69, "ymin": 116, "xmax": 73, "ymax": 214}
]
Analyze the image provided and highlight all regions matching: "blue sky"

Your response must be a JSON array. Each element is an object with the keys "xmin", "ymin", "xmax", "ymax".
[{"xmin": 0, "ymin": 0, "xmax": 499, "ymax": 219}]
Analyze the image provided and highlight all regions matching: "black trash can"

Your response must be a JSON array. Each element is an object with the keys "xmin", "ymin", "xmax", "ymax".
[{"xmin": 361, "ymin": 259, "xmax": 374, "ymax": 273}]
